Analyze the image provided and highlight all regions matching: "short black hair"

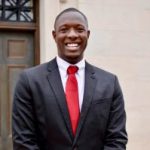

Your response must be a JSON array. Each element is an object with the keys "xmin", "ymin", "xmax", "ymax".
[{"xmin": 54, "ymin": 7, "xmax": 88, "ymax": 29}]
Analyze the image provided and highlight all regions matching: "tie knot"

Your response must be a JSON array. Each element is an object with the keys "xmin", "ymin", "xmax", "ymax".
[{"xmin": 67, "ymin": 66, "xmax": 78, "ymax": 74}]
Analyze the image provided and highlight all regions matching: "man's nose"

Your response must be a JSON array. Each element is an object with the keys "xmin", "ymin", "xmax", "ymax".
[{"xmin": 67, "ymin": 29, "xmax": 78, "ymax": 38}]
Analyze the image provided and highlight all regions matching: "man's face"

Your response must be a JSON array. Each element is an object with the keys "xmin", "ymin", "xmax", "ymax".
[{"xmin": 52, "ymin": 11, "xmax": 90, "ymax": 64}]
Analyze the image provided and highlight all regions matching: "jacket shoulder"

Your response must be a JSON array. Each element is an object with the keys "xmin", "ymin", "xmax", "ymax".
[
  {"xmin": 86, "ymin": 62, "xmax": 117, "ymax": 79},
  {"xmin": 23, "ymin": 58, "xmax": 57, "ymax": 76}
]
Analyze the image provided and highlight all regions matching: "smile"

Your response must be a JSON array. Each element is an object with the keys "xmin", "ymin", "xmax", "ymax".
[{"xmin": 66, "ymin": 43, "xmax": 79, "ymax": 47}]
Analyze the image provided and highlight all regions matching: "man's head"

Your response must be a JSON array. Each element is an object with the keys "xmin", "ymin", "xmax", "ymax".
[{"xmin": 52, "ymin": 8, "xmax": 90, "ymax": 64}]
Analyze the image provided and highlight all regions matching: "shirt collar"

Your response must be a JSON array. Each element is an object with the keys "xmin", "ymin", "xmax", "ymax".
[{"xmin": 56, "ymin": 56, "xmax": 85, "ymax": 73}]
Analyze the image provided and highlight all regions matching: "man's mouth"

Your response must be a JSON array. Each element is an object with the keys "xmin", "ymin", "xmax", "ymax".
[{"xmin": 65, "ymin": 43, "xmax": 80, "ymax": 50}]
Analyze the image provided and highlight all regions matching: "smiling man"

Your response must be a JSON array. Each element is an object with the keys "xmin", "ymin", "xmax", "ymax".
[
  {"xmin": 12, "ymin": 8, "xmax": 128, "ymax": 150},
  {"xmin": 52, "ymin": 8, "xmax": 90, "ymax": 64}
]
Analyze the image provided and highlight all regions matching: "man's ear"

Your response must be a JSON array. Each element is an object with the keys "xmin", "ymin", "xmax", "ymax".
[
  {"xmin": 52, "ymin": 30, "xmax": 56, "ymax": 39},
  {"xmin": 87, "ymin": 30, "xmax": 90, "ymax": 38}
]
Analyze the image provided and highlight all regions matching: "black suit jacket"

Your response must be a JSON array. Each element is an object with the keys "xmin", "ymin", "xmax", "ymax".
[{"xmin": 12, "ymin": 58, "xmax": 128, "ymax": 150}]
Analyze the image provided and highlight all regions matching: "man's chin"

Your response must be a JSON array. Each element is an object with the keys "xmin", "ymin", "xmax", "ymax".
[{"xmin": 65, "ymin": 55, "xmax": 83, "ymax": 64}]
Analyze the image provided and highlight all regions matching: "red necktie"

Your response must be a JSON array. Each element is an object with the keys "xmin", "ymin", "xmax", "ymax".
[{"xmin": 65, "ymin": 65, "xmax": 80, "ymax": 135}]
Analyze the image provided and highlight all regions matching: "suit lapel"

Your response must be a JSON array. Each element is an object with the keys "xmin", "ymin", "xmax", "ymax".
[
  {"xmin": 47, "ymin": 58, "xmax": 74, "ymax": 139},
  {"xmin": 73, "ymin": 62, "xmax": 97, "ymax": 144},
  {"xmin": 46, "ymin": 59, "xmax": 97, "ymax": 143}
]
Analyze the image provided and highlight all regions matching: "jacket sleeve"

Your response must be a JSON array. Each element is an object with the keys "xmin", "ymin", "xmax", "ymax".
[
  {"xmin": 12, "ymin": 71, "xmax": 40, "ymax": 150},
  {"xmin": 104, "ymin": 76, "xmax": 128, "ymax": 150}
]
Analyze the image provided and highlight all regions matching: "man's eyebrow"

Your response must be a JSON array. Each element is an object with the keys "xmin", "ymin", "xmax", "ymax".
[{"xmin": 58, "ymin": 24, "xmax": 69, "ymax": 28}]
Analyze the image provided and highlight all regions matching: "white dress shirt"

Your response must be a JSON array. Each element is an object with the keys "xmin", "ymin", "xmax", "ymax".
[{"xmin": 56, "ymin": 56, "xmax": 85, "ymax": 111}]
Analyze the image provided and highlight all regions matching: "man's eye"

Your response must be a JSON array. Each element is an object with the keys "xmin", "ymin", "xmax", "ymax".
[
  {"xmin": 60, "ymin": 28, "xmax": 68, "ymax": 33},
  {"xmin": 77, "ymin": 28, "xmax": 85, "ymax": 32}
]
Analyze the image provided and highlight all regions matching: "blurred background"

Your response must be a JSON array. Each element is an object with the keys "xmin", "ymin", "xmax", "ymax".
[{"xmin": 0, "ymin": 0, "xmax": 150, "ymax": 149}]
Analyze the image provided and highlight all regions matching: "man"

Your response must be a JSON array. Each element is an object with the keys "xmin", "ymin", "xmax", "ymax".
[{"xmin": 12, "ymin": 8, "xmax": 128, "ymax": 150}]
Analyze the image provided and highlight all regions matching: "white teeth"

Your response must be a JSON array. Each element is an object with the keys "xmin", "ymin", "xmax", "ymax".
[{"xmin": 67, "ymin": 43, "xmax": 78, "ymax": 47}]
